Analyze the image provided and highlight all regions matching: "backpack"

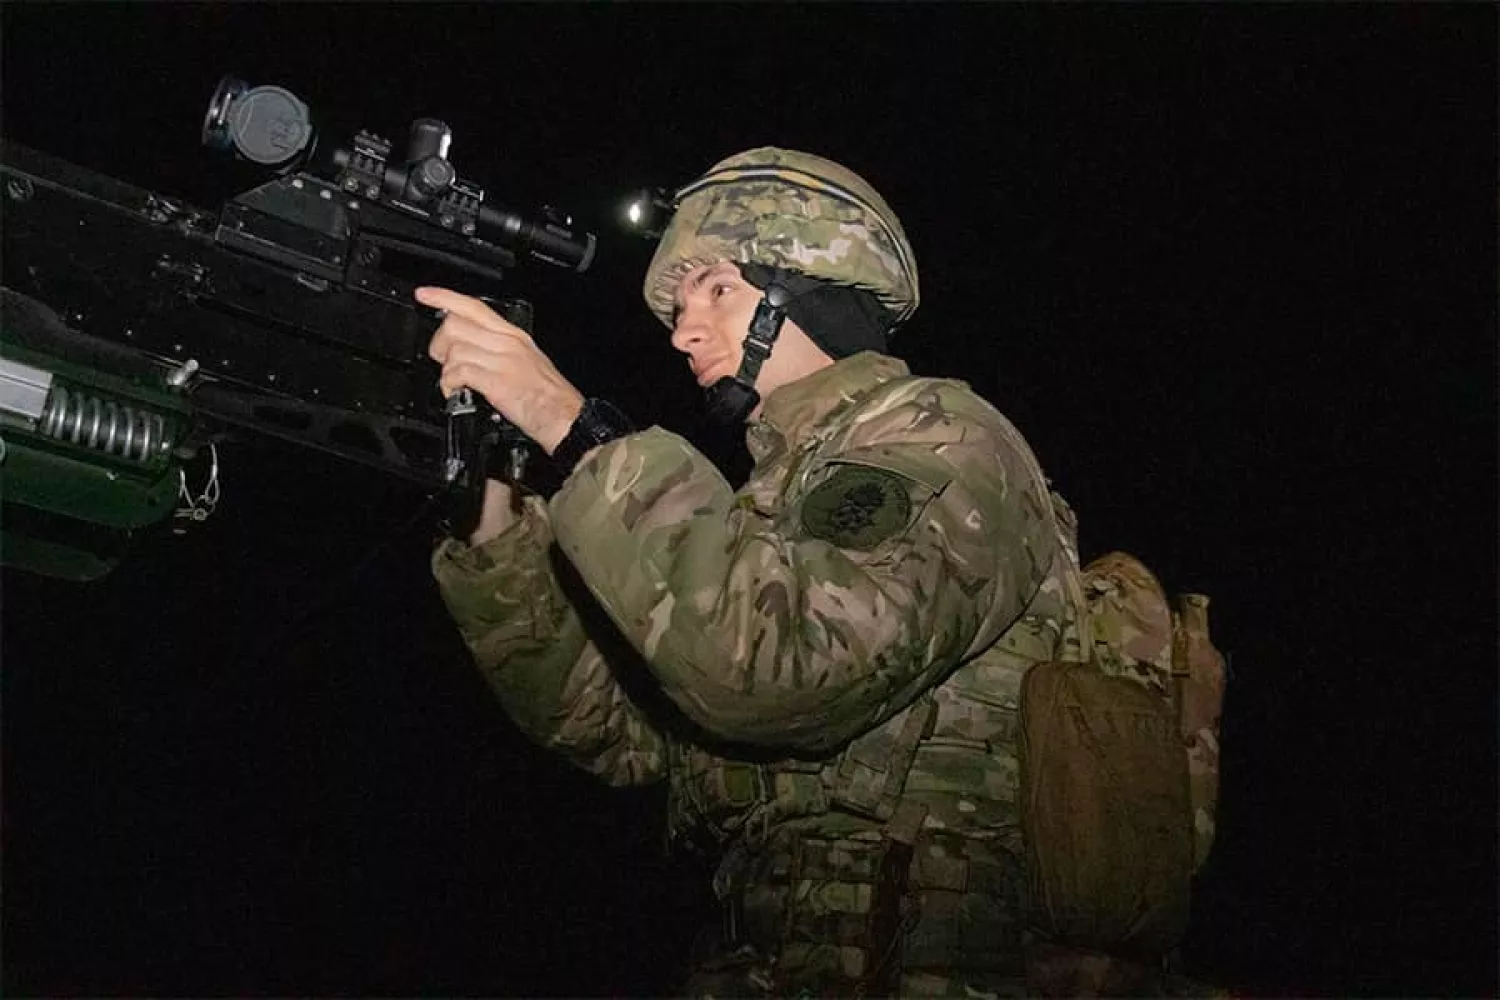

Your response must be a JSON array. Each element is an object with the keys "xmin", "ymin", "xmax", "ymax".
[{"xmin": 1018, "ymin": 551, "xmax": 1228, "ymax": 964}]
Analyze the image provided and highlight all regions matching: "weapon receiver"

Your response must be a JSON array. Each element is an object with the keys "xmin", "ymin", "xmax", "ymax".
[{"xmin": 0, "ymin": 76, "xmax": 594, "ymax": 580}]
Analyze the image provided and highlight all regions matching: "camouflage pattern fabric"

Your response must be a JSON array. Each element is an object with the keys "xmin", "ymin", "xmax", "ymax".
[
  {"xmin": 643, "ymin": 147, "xmax": 920, "ymax": 329},
  {"xmin": 1082, "ymin": 552, "xmax": 1227, "ymax": 871},
  {"xmin": 678, "ymin": 821, "xmax": 1034, "ymax": 998},
  {"xmin": 1082, "ymin": 551, "xmax": 1174, "ymax": 696},
  {"xmin": 433, "ymin": 492, "xmax": 668, "ymax": 786},
  {"xmin": 433, "ymin": 351, "xmax": 1088, "ymax": 992},
  {"xmin": 540, "ymin": 352, "xmax": 1064, "ymax": 759},
  {"xmin": 1174, "ymin": 594, "xmax": 1227, "ymax": 870}
]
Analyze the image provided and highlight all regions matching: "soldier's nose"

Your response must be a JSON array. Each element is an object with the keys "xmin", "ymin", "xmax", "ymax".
[{"xmin": 671, "ymin": 319, "xmax": 707, "ymax": 353}]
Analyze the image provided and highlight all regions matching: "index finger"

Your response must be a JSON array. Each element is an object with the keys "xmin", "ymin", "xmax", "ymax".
[{"xmin": 415, "ymin": 286, "xmax": 506, "ymax": 329}]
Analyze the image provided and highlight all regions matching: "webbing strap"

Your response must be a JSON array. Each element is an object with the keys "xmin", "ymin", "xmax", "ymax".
[
  {"xmin": 1170, "ymin": 606, "xmax": 1191, "ymax": 740},
  {"xmin": 863, "ymin": 837, "xmax": 915, "ymax": 997},
  {"xmin": 829, "ymin": 691, "xmax": 937, "ymax": 821}
]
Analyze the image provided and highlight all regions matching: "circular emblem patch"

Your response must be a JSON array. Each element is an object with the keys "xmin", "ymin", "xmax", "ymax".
[{"xmin": 800, "ymin": 465, "xmax": 913, "ymax": 550}]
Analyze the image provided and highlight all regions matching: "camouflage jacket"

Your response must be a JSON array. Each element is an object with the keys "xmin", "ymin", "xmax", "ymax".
[{"xmin": 432, "ymin": 352, "xmax": 1087, "ymax": 856}]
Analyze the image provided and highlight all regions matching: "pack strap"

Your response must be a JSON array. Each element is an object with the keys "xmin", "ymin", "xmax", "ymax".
[{"xmin": 1169, "ymin": 592, "xmax": 1210, "ymax": 735}]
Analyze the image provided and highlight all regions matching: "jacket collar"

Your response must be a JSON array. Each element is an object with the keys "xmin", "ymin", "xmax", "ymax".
[{"xmin": 745, "ymin": 351, "xmax": 911, "ymax": 463}]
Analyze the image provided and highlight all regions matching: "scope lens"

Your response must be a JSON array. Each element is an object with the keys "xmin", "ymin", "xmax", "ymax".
[{"xmin": 226, "ymin": 85, "xmax": 313, "ymax": 166}]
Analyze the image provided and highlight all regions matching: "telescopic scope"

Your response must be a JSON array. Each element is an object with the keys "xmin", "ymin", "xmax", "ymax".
[{"xmin": 201, "ymin": 76, "xmax": 595, "ymax": 272}]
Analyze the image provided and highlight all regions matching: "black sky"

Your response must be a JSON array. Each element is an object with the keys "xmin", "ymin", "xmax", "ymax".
[{"xmin": 1, "ymin": 4, "xmax": 1495, "ymax": 997}]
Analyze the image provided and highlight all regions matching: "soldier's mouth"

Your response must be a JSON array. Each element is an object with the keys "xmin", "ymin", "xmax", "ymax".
[{"xmin": 693, "ymin": 359, "xmax": 731, "ymax": 386}]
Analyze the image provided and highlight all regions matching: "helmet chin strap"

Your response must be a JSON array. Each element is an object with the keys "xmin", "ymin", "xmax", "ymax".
[{"xmin": 703, "ymin": 273, "xmax": 793, "ymax": 425}]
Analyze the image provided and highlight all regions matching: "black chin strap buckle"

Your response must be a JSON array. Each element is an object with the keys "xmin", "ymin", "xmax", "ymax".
[
  {"xmin": 704, "ymin": 376, "xmax": 761, "ymax": 424},
  {"xmin": 740, "ymin": 279, "xmax": 791, "ymax": 379},
  {"xmin": 703, "ymin": 275, "xmax": 794, "ymax": 425}
]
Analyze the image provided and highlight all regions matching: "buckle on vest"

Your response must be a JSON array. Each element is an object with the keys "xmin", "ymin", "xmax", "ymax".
[{"xmin": 720, "ymin": 761, "xmax": 769, "ymax": 808}]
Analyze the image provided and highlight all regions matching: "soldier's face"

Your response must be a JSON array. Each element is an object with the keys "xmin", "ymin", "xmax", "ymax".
[{"xmin": 670, "ymin": 261, "xmax": 761, "ymax": 389}]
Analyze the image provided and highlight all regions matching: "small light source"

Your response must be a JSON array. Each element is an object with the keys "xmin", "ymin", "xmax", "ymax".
[{"xmin": 620, "ymin": 186, "xmax": 674, "ymax": 240}]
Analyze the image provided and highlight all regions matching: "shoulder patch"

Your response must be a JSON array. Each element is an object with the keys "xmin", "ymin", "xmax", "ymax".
[{"xmin": 800, "ymin": 465, "xmax": 913, "ymax": 550}]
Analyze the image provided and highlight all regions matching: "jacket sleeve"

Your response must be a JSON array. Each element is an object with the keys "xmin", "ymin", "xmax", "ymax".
[
  {"xmin": 549, "ymin": 380, "xmax": 1059, "ymax": 755},
  {"xmin": 431, "ymin": 494, "xmax": 666, "ymax": 786}
]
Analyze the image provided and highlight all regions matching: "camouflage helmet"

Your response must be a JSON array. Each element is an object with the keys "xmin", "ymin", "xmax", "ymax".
[{"xmin": 643, "ymin": 147, "xmax": 920, "ymax": 329}]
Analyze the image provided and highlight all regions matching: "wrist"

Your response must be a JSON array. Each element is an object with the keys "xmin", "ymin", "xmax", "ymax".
[
  {"xmin": 536, "ymin": 395, "xmax": 585, "ymax": 456},
  {"xmin": 550, "ymin": 397, "xmax": 635, "ymax": 475},
  {"xmin": 467, "ymin": 479, "xmax": 524, "ymax": 548}
]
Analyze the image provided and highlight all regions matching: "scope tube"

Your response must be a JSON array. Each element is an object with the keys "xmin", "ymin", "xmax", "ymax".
[{"xmin": 477, "ymin": 204, "xmax": 596, "ymax": 273}]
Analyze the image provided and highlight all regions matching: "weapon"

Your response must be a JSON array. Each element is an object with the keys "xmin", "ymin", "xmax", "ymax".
[{"xmin": 0, "ymin": 77, "xmax": 595, "ymax": 581}]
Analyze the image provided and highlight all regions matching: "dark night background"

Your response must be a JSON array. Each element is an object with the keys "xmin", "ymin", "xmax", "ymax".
[{"xmin": 1, "ymin": 4, "xmax": 1495, "ymax": 997}]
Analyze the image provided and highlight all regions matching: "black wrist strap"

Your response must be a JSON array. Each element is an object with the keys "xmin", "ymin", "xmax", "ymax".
[{"xmin": 551, "ymin": 397, "xmax": 635, "ymax": 476}]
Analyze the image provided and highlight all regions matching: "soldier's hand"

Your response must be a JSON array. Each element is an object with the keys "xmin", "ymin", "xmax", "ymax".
[{"xmin": 418, "ymin": 285, "xmax": 584, "ymax": 455}]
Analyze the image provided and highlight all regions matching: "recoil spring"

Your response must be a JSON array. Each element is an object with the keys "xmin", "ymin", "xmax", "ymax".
[{"xmin": 38, "ymin": 384, "xmax": 169, "ymax": 464}]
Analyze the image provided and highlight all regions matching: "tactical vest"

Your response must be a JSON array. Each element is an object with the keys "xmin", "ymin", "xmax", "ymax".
[
  {"xmin": 668, "ymin": 497, "xmax": 1225, "ymax": 995},
  {"xmin": 663, "ymin": 369, "xmax": 1225, "ymax": 993},
  {"xmin": 666, "ymin": 485, "xmax": 1090, "ymax": 993}
]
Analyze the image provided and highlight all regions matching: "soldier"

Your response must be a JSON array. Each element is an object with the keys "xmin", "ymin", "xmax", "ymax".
[{"xmin": 424, "ymin": 147, "xmax": 1105, "ymax": 996}]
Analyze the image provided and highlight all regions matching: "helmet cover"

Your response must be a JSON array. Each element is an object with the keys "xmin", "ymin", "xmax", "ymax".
[{"xmin": 643, "ymin": 147, "xmax": 919, "ymax": 329}]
